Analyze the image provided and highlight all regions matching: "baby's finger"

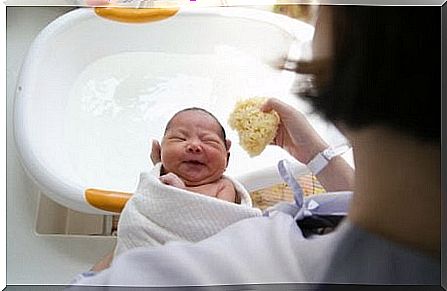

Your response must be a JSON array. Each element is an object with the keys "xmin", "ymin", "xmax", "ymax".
[
  {"xmin": 160, "ymin": 173, "xmax": 185, "ymax": 188},
  {"xmin": 159, "ymin": 174, "xmax": 174, "ymax": 185}
]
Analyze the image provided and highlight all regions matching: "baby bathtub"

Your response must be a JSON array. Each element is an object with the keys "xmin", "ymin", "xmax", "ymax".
[{"xmin": 14, "ymin": 6, "xmax": 345, "ymax": 215}]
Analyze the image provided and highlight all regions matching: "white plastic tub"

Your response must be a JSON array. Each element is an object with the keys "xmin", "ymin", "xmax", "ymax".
[{"xmin": 14, "ymin": 6, "xmax": 347, "ymax": 215}]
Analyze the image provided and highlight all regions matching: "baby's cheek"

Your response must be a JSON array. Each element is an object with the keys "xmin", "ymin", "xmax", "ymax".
[
  {"xmin": 209, "ymin": 151, "xmax": 228, "ymax": 170},
  {"xmin": 160, "ymin": 155, "xmax": 176, "ymax": 173}
]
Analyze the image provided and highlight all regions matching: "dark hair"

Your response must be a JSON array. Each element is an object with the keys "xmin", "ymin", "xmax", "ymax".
[
  {"xmin": 164, "ymin": 107, "xmax": 228, "ymax": 149},
  {"xmin": 295, "ymin": 6, "xmax": 440, "ymax": 142}
]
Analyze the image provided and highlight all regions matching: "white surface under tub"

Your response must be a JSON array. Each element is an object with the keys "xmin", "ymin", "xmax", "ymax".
[
  {"xmin": 14, "ymin": 6, "xmax": 350, "ymax": 215},
  {"xmin": 7, "ymin": 7, "xmax": 116, "ymax": 285}
]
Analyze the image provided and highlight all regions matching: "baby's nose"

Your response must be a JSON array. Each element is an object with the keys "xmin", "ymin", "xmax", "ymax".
[{"xmin": 186, "ymin": 141, "xmax": 203, "ymax": 153}]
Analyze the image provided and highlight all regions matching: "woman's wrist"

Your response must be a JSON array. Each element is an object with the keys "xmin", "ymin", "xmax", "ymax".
[{"xmin": 298, "ymin": 139, "xmax": 329, "ymax": 164}]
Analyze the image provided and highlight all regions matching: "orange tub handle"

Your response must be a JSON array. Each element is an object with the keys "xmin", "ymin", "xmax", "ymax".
[
  {"xmin": 94, "ymin": 7, "xmax": 179, "ymax": 23},
  {"xmin": 85, "ymin": 188, "xmax": 132, "ymax": 213}
]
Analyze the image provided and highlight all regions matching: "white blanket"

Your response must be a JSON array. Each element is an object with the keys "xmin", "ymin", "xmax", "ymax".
[{"xmin": 115, "ymin": 163, "xmax": 262, "ymax": 257}]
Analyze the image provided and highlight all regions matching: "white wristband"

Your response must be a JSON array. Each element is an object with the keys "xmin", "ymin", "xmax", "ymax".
[
  {"xmin": 306, "ymin": 144, "xmax": 351, "ymax": 175},
  {"xmin": 306, "ymin": 151, "xmax": 330, "ymax": 175}
]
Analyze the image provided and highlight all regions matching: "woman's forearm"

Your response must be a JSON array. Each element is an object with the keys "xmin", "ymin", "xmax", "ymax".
[{"xmin": 315, "ymin": 156, "xmax": 355, "ymax": 192}]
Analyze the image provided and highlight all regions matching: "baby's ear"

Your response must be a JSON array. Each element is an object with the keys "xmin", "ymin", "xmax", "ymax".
[
  {"xmin": 225, "ymin": 139, "xmax": 231, "ymax": 166},
  {"xmin": 225, "ymin": 139, "xmax": 232, "ymax": 151},
  {"xmin": 150, "ymin": 139, "xmax": 162, "ymax": 165}
]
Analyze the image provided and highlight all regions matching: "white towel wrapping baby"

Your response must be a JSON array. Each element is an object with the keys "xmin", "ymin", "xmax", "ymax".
[{"xmin": 115, "ymin": 163, "xmax": 262, "ymax": 257}]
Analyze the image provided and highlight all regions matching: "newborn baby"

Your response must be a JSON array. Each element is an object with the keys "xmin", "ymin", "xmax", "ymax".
[
  {"xmin": 114, "ymin": 107, "xmax": 261, "ymax": 257},
  {"xmin": 158, "ymin": 107, "xmax": 236, "ymax": 203}
]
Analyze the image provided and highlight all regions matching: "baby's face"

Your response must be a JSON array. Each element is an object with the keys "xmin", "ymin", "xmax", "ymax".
[{"xmin": 161, "ymin": 111, "xmax": 229, "ymax": 187}]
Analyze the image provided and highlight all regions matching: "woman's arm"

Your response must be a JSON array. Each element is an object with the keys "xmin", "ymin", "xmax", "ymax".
[
  {"xmin": 261, "ymin": 98, "xmax": 354, "ymax": 192},
  {"xmin": 314, "ymin": 156, "xmax": 355, "ymax": 192}
]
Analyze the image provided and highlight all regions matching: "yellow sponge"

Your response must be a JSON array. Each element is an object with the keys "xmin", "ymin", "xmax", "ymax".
[{"xmin": 228, "ymin": 97, "xmax": 280, "ymax": 157}]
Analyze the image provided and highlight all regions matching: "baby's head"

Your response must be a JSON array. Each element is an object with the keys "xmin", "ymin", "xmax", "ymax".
[{"xmin": 160, "ymin": 108, "xmax": 231, "ymax": 187}]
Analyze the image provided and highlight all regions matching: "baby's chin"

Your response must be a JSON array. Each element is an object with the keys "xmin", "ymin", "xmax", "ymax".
[{"xmin": 178, "ymin": 172, "xmax": 223, "ymax": 187}]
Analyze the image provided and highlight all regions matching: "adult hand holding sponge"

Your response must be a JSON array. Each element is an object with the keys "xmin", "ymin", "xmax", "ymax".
[{"xmin": 228, "ymin": 97, "xmax": 279, "ymax": 157}]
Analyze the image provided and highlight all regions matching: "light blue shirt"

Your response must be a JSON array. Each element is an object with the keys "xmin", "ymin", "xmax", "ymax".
[{"xmin": 69, "ymin": 211, "xmax": 439, "ymax": 287}]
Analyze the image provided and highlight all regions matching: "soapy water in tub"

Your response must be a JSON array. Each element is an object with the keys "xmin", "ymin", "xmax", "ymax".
[{"xmin": 64, "ymin": 45, "xmax": 344, "ymax": 192}]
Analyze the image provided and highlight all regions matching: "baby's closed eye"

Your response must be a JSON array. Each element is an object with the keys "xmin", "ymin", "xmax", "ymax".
[
  {"xmin": 201, "ymin": 136, "xmax": 222, "ymax": 145},
  {"xmin": 203, "ymin": 139, "xmax": 220, "ymax": 145},
  {"xmin": 168, "ymin": 136, "xmax": 186, "ymax": 142}
]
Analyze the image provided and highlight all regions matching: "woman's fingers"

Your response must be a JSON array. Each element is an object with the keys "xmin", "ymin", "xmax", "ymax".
[
  {"xmin": 260, "ymin": 98, "xmax": 328, "ymax": 163},
  {"xmin": 261, "ymin": 98, "xmax": 298, "ymax": 121},
  {"xmin": 260, "ymin": 98, "xmax": 280, "ymax": 113},
  {"xmin": 260, "ymin": 99, "xmax": 291, "ymax": 148}
]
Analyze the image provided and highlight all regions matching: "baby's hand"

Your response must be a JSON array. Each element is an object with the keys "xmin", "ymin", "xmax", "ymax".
[{"xmin": 159, "ymin": 173, "xmax": 186, "ymax": 189}]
